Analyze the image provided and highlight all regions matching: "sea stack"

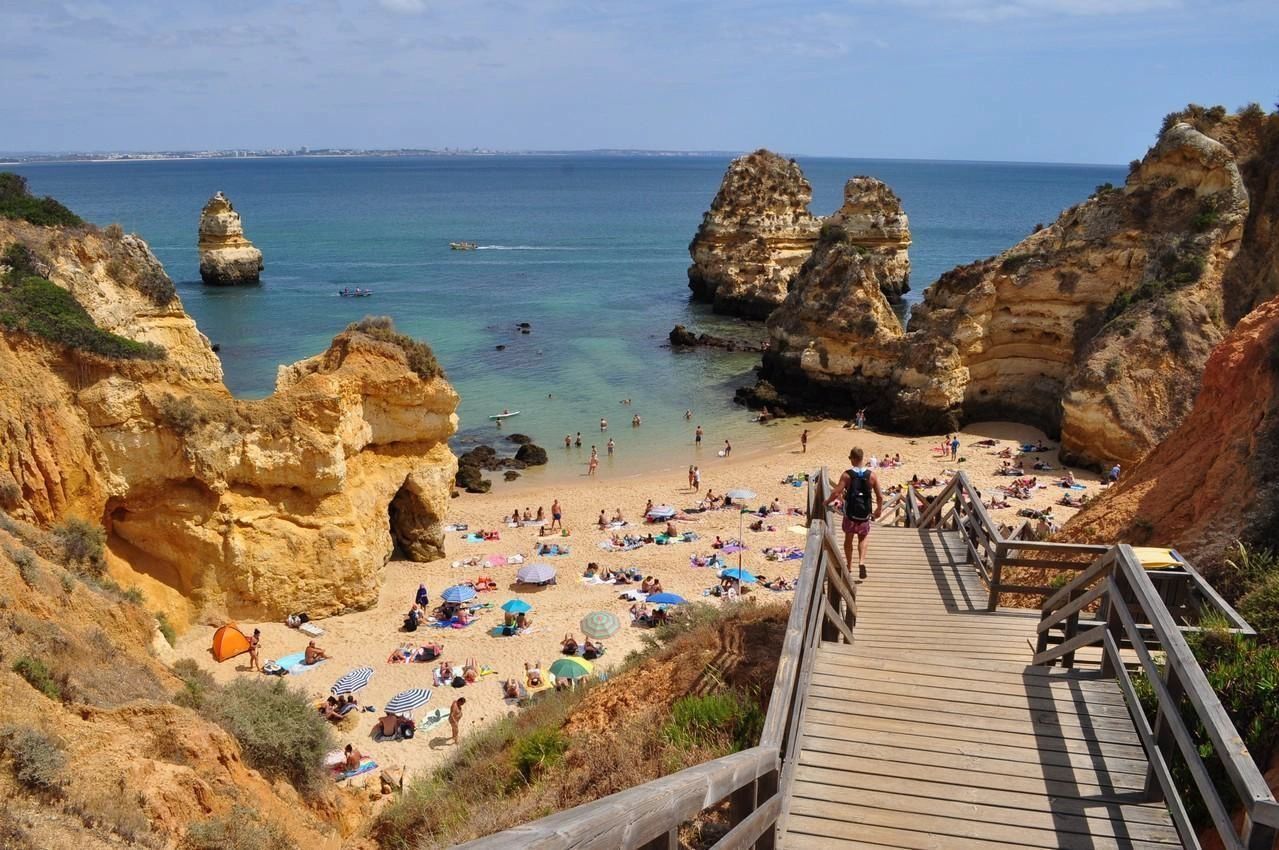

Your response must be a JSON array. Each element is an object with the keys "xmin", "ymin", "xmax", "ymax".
[
  {"xmin": 687, "ymin": 149, "xmax": 821, "ymax": 319},
  {"xmin": 198, "ymin": 191, "xmax": 263, "ymax": 285},
  {"xmin": 827, "ymin": 177, "xmax": 911, "ymax": 302}
]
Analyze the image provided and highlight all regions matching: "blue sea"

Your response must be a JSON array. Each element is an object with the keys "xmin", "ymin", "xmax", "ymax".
[{"xmin": 9, "ymin": 155, "xmax": 1123, "ymax": 481}]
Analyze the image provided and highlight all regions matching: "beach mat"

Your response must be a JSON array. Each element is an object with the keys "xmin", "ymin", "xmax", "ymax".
[
  {"xmin": 274, "ymin": 651, "xmax": 326, "ymax": 674},
  {"xmin": 335, "ymin": 759, "xmax": 377, "ymax": 781},
  {"xmin": 419, "ymin": 707, "xmax": 449, "ymax": 732}
]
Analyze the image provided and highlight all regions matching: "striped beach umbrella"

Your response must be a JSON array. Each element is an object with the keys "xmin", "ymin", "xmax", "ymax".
[
  {"xmin": 647, "ymin": 592, "xmax": 687, "ymax": 606},
  {"xmin": 330, "ymin": 667, "xmax": 373, "ymax": 696},
  {"xmin": 580, "ymin": 611, "xmax": 620, "ymax": 639},
  {"xmin": 384, "ymin": 688, "xmax": 432, "ymax": 716},
  {"xmin": 501, "ymin": 598, "xmax": 532, "ymax": 614},
  {"xmin": 516, "ymin": 563, "xmax": 556, "ymax": 584},
  {"xmin": 549, "ymin": 657, "xmax": 593, "ymax": 680},
  {"xmin": 726, "ymin": 488, "xmax": 756, "ymax": 501},
  {"xmin": 441, "ymin": 584, "xmax": 477, "ymax": 604}
]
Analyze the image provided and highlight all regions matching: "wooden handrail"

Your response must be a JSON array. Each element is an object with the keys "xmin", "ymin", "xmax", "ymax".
[
  {"xmin": 461, "ymin": 468, "xmax": 853, "ymax": 849},
  {"xmin": 1032, "ymin": 545, "xmax": 1279, "ymax": 850}
]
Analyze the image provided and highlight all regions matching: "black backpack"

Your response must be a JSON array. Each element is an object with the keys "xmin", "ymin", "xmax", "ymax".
[{"xmin": 844, "ymin": 468, "xmax": 872, "ymax": 520}]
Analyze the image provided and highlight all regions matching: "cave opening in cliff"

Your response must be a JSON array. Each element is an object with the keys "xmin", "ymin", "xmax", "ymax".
[
  {"xmin": 388, "ymin": 477, "xmax": 445, "ymax": 563},
  {"xmin": 101, "ymin": 501, "xmax": 196, "ymax": 610}
]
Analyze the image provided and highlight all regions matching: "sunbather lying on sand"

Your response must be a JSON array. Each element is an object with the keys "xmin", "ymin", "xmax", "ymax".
[
  {"xmin": 764, "ymin": 576, "xmax": 795, "ymax": 591},
  {"xmin": 525, "ymin": 660, "xmax": 544, "ymax": 687},
  {"xmin": 503, "ymin": 678, "xmax": 520, "ymax": 699},
  {"xmin": 583, "ymin": 638, "xmax": 602, "ymax": 659},
  {"xmin": 463, "ymin": 658, "xmax": 479, "ymax": 684},
  {"xmin": 561, "ymin": 634, "xmax": 579, "ymax": 654}
]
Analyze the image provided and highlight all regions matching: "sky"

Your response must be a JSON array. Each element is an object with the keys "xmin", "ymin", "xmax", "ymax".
[{"xmin": 2, "ymin": 0, "xmax": 1276, "ymax": 163}]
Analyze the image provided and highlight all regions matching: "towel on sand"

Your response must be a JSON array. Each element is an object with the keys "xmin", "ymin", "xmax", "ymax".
[
  {"xmin": 334, "ymin": 759, "xmax": 377, "ymax": 781},
  {"xmin": 274, "ymin": 651, "xmax": 326, "ymax": 674}
]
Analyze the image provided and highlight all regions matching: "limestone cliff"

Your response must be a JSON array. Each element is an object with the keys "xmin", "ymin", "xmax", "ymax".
[
  {"xmin": 687, "ymin": 150, "xmax": 822, "ymax": 319},
  {"xmin": 1059, "ymin": 292, "xmax": 1279, "ymax": 564},
  {"xmin": 749, "ymin": 121, "xmax": 1249, "ymax": 468},
  {"xmin": 1, "ymin": 211, "xmax": 457, "ymax": 623},
  {"xmin": 198, "ymin": 191, "xmax": 264, "ymax": 285},
  {"xmin": 828, "ymin": 177, "xmax": 911, "ymax": 302}
]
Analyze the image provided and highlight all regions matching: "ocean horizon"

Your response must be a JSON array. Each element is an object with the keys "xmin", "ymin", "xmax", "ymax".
[{"xmin": 10, "ymin": 154, "xmax": 1124, "ymax": 484}]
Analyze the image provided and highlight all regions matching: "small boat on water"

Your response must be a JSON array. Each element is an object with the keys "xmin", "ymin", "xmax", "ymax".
[
  {"xmin": 339, "ymin": 288, "xmax": 373, "ymax": 297},
  {"xmin": 450, "ymin": 241, "xmax": 479, "ymax": 251},
  {"xmin": 488, "ymin": 411, "xmax": 520, "ymax": 421}
]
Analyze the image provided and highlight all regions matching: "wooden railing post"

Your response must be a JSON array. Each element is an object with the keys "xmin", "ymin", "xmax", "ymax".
[
  {"xmin": 730, "ymin": 777, "xmax": 758, "ymax": 833},
  {"xmin": 1099, "ymin": 577, "xmax": 1123, "ymax": 679},
  {"xmin": 988, "ymin": 542, "xmax": 1004, "ymax": 612},
  {"xmin": 756, "ymin": 769, "xmax": 779, "ymax": 850},
  {"xmin": 1145, "ymin": 664, "xmax": 1186, "ymax": 803}
]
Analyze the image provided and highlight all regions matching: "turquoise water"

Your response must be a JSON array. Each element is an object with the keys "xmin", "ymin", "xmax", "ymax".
[{"xmin": 10, "ymin": 155, "xmax": 1122, "ymax": 479}]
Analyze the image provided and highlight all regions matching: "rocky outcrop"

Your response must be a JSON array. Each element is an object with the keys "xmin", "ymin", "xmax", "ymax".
[
  {"xmin": 687, "ymin": 150, "xmax": 822, "ymax": 319},
  {"xmin": 826, "ymin": 177, "xmax": 911, "ymax": 302},
  {"xmin": 1, "ymin": 213, "xmax": 457, "ymax": 622},
  {"xmin": 748, "ymin": 122, "xmax": 1249, "ymax": 468},
  {"xmin": 197, "ymin": 191, "xmax": 263, "ymax": 285},
  {"xmin": 1060, "ymin": 292, "xmax": 1279, "ymax": 563},
  {"xmin": 669, "ymin": 324, "xmax": 763, "ymax": 352}
]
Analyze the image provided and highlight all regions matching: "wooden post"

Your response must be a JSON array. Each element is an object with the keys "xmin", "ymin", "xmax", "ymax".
[
  {"xmin": 757, "ymin": 768, "xmax": 779, "ymax": 850},
  {"xmin": 989, "ymin": 542, "xmax": 1004, "ymax": 612},
  {"xmin": 1100, "ymin": 576, "xmax": 1123, "ymax": 679},
  {"xmin": 730, "ymin": 777, "xmax": 757, "ymax": 832},
  {"xmin": 1144, "ymin": 665, "xmax": 1185, "ymax": 802},
  {"xmin": 1062, "ymin": 587, "xmax": 1080, "ymax": 669}
]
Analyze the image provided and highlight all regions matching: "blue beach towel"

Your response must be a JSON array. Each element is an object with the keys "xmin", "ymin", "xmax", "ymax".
[
  {"xmin": 335, "ymin": 759, "xmax": 378, "ymax": 781},
  {"xmin": 274, "ymin": 651, "xmax": 326, "ymax": 674}
]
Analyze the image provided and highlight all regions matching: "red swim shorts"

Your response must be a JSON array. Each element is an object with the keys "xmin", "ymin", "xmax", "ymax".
[{"xmin": 842, "ymin": 516, "xmax": 871, "ymax": 538}]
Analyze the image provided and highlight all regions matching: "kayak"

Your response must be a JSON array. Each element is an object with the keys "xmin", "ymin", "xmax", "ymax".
[{"xmin": 488, "ymin": 411, "xmax": 521, "ymax": 420}]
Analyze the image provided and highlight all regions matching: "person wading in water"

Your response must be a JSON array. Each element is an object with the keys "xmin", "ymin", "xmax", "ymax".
[{"xmin": 825, "ymin": 447, "xmax": 883, "ymax": 582}]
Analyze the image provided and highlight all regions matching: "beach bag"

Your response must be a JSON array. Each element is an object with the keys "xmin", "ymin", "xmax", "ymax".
[
  {"xmin": 262, "ymin": 660, "xmax": 285, "ymax": 676},
  {"xmin": 844, "ymin": 468, "xmax": 873, "ymax": 521},
  {"xmin": 452, "ymin": 675, "xmax": 466, "ymax": 688}
]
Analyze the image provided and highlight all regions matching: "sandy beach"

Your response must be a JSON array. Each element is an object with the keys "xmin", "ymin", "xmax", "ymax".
[{"xmin": 173, "ymin": 416, "xmax": 1103, "ymax": 781}]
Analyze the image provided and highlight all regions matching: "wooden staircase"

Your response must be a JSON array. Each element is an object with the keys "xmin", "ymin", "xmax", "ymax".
[{"xmin": 780, "ymin": 526, "xmax": 1182, "ymax": 849}]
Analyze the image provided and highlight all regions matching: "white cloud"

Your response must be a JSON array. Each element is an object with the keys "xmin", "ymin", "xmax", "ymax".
[{"xmin": 379, "ymin": 0, "xmax": 427, "ymax": 13}]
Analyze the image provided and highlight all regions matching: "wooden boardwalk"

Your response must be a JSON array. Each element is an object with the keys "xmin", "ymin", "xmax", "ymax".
[{"xmin": 780, "ymin": 526, "xmax": 1183, "ymax": 850}]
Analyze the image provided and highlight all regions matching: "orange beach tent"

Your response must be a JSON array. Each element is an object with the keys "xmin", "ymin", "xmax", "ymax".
[{"xmin": 211, "ymin": 623, "xmax": 251, "ymax": 662}]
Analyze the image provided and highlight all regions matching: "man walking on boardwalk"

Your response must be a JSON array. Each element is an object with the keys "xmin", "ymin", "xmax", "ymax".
[{"xmin": 826, "ymin": 447, "xmax": 883, "ymax": 582}]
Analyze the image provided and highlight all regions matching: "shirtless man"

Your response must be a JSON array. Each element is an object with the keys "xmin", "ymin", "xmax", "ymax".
[
  {"xmin": 344, "ymin": 743, "xmax": 362, "ymax": 771},
  {"xmin": 825, "ymin": 447, "xmax": 884, "ymax": 582},
  {"xmin": 694, "ymin": 425, "xmax": 703, "ymax": 446},
  {"xmin": 550, "ymin": 499, "xmax": 563, "ymax": 529},
  {"xmin": 450, "ymin": 697, "xmax": 466, "ymax": 745},
  {"xmin": 304, "ymin": 640, "xmax": 329, "ymax": 665}
]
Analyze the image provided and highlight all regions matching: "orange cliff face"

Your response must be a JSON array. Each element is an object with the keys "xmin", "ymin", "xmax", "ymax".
[
  {"xmin": 1059, "ymin": 292, "xmax": 1279, "ymax": 563},
  {"xmin": 0, "ymin": 215, "xmax": 459, "ymax": 625}
]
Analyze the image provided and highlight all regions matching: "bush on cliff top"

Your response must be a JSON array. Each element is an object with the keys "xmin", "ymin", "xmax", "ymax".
[
  {"xmin": 0, "ymin": 273, "xmax": 164, "ymax": 361},
  {"xmin": 348, "ymin": 315, "xmax": 443, "ymax": 380},
  {"xmin": 0, "ymin": 174, "xmax": 82, "ymax": 228}
]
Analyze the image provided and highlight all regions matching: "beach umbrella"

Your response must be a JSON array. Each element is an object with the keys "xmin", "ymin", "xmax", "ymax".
[
  {"xmin": 330, "ymin": 667, "xmax": 373, "ymax": 696},
  {"xmin": 719, "ymin": 567, "xmax": 758, "ymax": 584},
  {"xmin": 384, "ymin": 687, "xmax": 432, "ymax": 716},
  {"xmin": 647, "ymin": 592, "xmax": 687, "ymax": 605},
  {"xmin": 441, "ymin": 584, "xmax": 477, "ymax": 604},
  {"xmin": 580, "ymin": 611, "xmax": 620, "ymax": 639},
  {"xmin": 723, "ymin": 543, "xmax": 748, "ymax": 554},
  {"xmin": 549, "ymin": 657, "xmax": 593, "ymax": 680},
  {"xmin": 647, "ymin": 505, "xmax": 677, "ymax": 519},
  {"xmin": 517, "ymin": 563, "xmax": 557, "ymax": 583},
  {"xmin": 726, "ymin": 488, "xmax": 756, "ymax": 501},
  {"xmin": 501, "ymin": 598, "xmax": 532, "ymax": 614}
]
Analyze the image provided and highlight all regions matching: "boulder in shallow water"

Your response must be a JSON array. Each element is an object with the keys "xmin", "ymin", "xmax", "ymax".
[{"xmin": 514, "ymin": 443, "xmax": 548, "ymax": 465}]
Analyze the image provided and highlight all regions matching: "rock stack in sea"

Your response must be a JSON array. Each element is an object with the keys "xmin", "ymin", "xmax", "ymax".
[
  {"xmin": 197, "ymin": 191, "xmax": 264, "ymax": 285},
  {"xmin": 687, "ymin": 149, "xmax": 822, "ymax": 319},
  {"xmin": 745, "ymin": 119, "xmax": 1251, "ymax": 469}
]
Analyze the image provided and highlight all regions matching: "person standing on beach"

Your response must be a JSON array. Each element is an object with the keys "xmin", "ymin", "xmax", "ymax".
[
  {"xmin": 801, "ymin": 429, "xmax": 809, "ymax": 454},
  {"xmin": 693, "ymin": 466, "xmax": 701, "ymax": 491},
  {"xmin": 550, "ymin": 499, "xmax": 563, "ymax": 530},
  {"xmin": 695, "ymin": 425, "xmax": 703, "ymax": 447},
  {"xmin": 687, "ymin": 465, "xmax": 695, "ymax": 488},
  {"xmin": 449, "ymin": 697, "xmax": 466, "ymax": 745},
  {"xmin": 1109, "ymin": 463, "xmax": 1121, "ymax": 484},
  {"xmin": 950, "ymin": 435, "xmax": 960, "ymax": 462},
  {"xmin": 588, "ymin": 454, "xmax": 598, "ymax": 476},
  {"xmin": 826, "ymin": 447, "xmax": 883, "ymax": 582},
  {"xmin": 248, "ymin": 628, "xmax": 261, "ymax": 673},
  {"xmin": 607, "ymin": 438, "xmax": 615, "ymax": 455},
  {"xmin": 723, "ymin": 439, "xmax": 732, "ymax": 457}
]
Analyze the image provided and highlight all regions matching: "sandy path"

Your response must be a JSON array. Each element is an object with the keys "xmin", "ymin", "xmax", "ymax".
[{"xmin": 173, "ymin": 417, "xmax": 1100, "ymax": 781}]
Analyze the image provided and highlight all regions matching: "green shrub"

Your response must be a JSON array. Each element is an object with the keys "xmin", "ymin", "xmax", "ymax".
[
  {"xmin": 155, "ymin": 613, "xmax": 176, "ymax": 647},
  {"xmin": 0, "ymin": 726, "xmax": 66, "ymax": 795},
  {"xmin": 0, "ymin": 174, "xmax": 82, "ymax": 227},
  {"xmin": 171, "ymin": 659, "xmax": 216, "ymax": 710},
  {"xmin": 1192, "ymin": 209, "xmax": 1220, "ymax": 233},
  {"xmin": 2, "ymin": 243, "xmax": 37, "ymax": 278},
  {"xmin": 665, "ymin": 691, "xmax": 763, "ymax": 752},
  {"xmin": 6, "ymin": 544, "xmax": 37, "ymax": 585},
  {"xmin": 156, "ymin": 393, "xmax": 204, "ymax": 434},
  {"xmin": 347, "ymin": 316, "xmax": 443, "ymax": 380},
  {"xmin": 52, "ymin": 517, "xmax": 106, "ymax": 577},
  {"xmin": 1238, "ymin": 572, "xmax": 1279, "ymax": 645},
  {"xmin": 0, "ymin": 274, "xmax": 164, "ymax": 360},
  {"xmin": 1000, "ymin": 254, "xmax": 1031, "ymax": 274},
  {"xmin": 512, "ymin": 729, "xmax": 569, "ymax": 781},
  {"xmin": 183, "ymin": 806, "xmax": 298, "ymax": 850},
  {"xmin": 11, "ymin": 657, "xmax": 60, "ymax": 701},
  {"xmin": 200, "ymin": 678, "xmax": 333, "ymax": 795},
  {"xmin": 1093, "ymin": 182, "xmax": 1117, "ymax": 197},
  {"xmin": 134, "ymin": 267, "xmax": 176, "ymax": 305},
  {"xmin": 819, "ymin": 221, "xmax": 846, "ymax": 242},
  {"xmin": 1211, "ymin": 542, "xmax": 1279, "ymax": 603}
]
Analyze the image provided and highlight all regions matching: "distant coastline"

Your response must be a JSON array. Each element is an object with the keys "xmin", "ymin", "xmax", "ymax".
[{"xmin": 0, "ymin": 148, "xmax": 741, "ymax": 166}]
